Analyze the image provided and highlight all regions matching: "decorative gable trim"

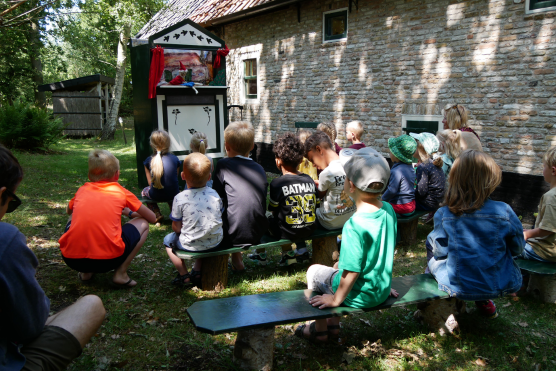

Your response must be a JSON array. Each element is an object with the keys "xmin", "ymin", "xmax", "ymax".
[{"xmin": 148, "ymin": 19, "xmax": 225, "ymax": 49}]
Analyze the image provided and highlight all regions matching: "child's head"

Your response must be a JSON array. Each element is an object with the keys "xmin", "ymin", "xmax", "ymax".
[
  {"xmin": 273, "ymin": 133, "xmax": 304, "ymax": 171},
  {"xmin": 346, "ymin": 121, "xmax": 364, "ymax": 142},
  {"xmin": 0, "ymin": 144, "xmax": 23, "ymax": 212},
  {"xmin": 88, "ymin": 149, "xmax": 119, "ymax": 182},
  {"xmin": 387, "ymin": 134, "xmax": 417, "ymax": 164},
  {"xmin": 150, "ymin": 130, "xmax": 171, "ymax": 153},
  {"xmin": 190, "ymin": 132, "xmax": 208, "ymax": 154},
  {"xmin": 297, "ymin": 129, "xmax": 312, "ymax": 145},
  {"xmin": 410, "ymin": 132, "xmax": 443, "ymax": 168},
  {"xmin": 443, "ymin": 104, "xmax": 468, "ymax": 130},
  {"xmin": 436, "ymin": 129, "xmax": 461, "ymax": 160},
  {"xmin": 224, "ymin": 121, "xmax": 255, "ymax": 156},
  {"xmin": 543, "ymin": 146, "xmax": 556, "ymax": 184},
  {"xmin": 445, "ymin": 150, "xmax": 501, "ymax": 215},
  {"xmin": 149, "ymin": 130, "xmax": 171, "ymax": 189},
  {"xmin": 182, "ymin": 152, "xmax": 211, "ymax": 188},
  {"xmin": 317, "ymin": 122, "xmax": 337, "ymax": 143},
  {"xmin": 340, "ymin": 147, "xmax": 390, "ymax": 196},
  {"xmin": 304, "ymin": 131, "xmax": 335, "ymax": 170}
]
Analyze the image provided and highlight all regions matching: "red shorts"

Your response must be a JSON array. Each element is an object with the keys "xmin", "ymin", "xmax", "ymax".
[{"xmin": 392, "ymin": 200, "xmax": 416, "ymax": 215}]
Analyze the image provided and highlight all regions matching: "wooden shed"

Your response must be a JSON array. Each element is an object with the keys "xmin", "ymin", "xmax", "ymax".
[{"xmin": 38, "ymin": 74, "xmax": 115, "ymax": 136}]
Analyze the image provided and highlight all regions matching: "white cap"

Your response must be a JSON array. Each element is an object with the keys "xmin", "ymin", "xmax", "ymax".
[{"xmin": 339, "ymin": 148, "xmax": 390, "ymax": 193}]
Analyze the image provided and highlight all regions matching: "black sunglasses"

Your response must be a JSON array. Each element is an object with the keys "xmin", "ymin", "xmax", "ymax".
[{"xmin": 4, "ymin": 189, "xmax": 21, "ymax": 213}]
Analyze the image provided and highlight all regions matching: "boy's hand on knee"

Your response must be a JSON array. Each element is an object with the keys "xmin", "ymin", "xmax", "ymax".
[{"xmin": 309, "ymin": 294, "xmax": 340, "ymax": 309}]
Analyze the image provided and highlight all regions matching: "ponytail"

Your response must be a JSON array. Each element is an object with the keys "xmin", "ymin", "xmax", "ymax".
[
  {"xmin": 149, "ymin": 130, "xmax": 171, "ymax": 189},
  {"xmin": 190, "ymin": 132, "xmax": 209, "ymax": 154},
  {"xmin": 199, "ymin": 140, "xmax": 206, "ymax": 154},
  {"xmin": 432, "ymin": 153, "xmax": 444, "ymax": 168}
]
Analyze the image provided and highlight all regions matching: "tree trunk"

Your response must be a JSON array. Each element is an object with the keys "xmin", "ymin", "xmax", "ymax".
[
  {"xmin": 398, "ymin": 219, "xmax": 418, "ymax": 246},
  {"xmin": 414, "ymin": 298, "xmax": 466, "ymax": 336},
  {"xmin": 527, "ymin": 274, "xmax": 556, "ymax": 303},
  {"xmin": 234, "ymin": 327, "xmax": 275, "ymax": 371},
  {"xmin": 312, "ymin": 236, "xmax": 338, "ymax": 267},
  {"xmin": 28, "ymin": 20, "xmax": 45, "ymax": 108},
  {"xmin": 101, "ymin": 23, "xmax": 130, "ymax": 140},
  {"xmin": 200, "ymin": 254, "xmax": 229, "ymax": 291}
]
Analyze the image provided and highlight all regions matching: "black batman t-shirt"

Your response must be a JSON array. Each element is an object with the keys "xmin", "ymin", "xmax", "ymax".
[{"xmin": 268, "ymin": 173, "xmax": 319, "ymax": 241}]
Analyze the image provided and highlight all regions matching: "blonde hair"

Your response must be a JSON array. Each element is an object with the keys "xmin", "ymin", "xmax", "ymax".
[
  {"xmin": 544, "ymin": 146, "xmax": 556, "ymax": 168},
  {"xmin": 224, "ymin": 121, "xmax": 255, "ymax": 155},
  {"xmin": 346, "ymin": 121, "xmax": 364, "ymax": 140},
  {"xmin": 182, "ymin": 152, "xmax": 211, "ymax": 187},
  {"xmin": 444, "ymin": 150, "xmax": 501, "ymax": 216},
  {"xmin": 190, "ymin": 132, "xmax": 208, "ymax": 154},
  {"xmin": 443, "ymin": 104, "xmax": 468, "ymax": 130},
  {"xmin": 298, "ymin": 130, "xmax": 314, "ymax": 169},
  {"xmin": 88, "ymin": 149, "xmax": 119, "ymax": 182},
  {"xmin": 436, "ymin": 130, "xmax": 461, "ymax": 160},
  {"xmin": 415, "ymin": 142, "xmax": 443, "ymax": 168},
  {"xmin": 317, "ymin": 122, "xmax": 337, "ymax": 142},
  {"xmin": 149, "ymin": 130, "xmax": 171, "ymax": 189}
]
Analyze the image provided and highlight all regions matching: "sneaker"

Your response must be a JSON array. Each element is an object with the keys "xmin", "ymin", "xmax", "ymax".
[
  {"xmin": 475, "ymin": 300, "xmax": 498, "ymax": 319},
  {"xmin": 248, "ymin": 252, "xmax": 267, "ymax": 265},
  {"xmin": 421, "ymin": 212, "xmax": 434, "ymax": 224},
  {"xmin": 295, "ymin": 251, "xmax": 311, "ymax": 264},
  {"xmin": 278, "ymin": 251, "xmax": 297, "ymax": 266}
]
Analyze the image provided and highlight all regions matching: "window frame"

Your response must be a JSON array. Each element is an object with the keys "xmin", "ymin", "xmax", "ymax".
[
  {"xmin": 322, "ymin": 8, "xmax": 348, "ymax": 43},
  {"xmin": 243, "ymin": 58, "xmax": 258, "ymax": 102},
  {"xmin": 401, "ymin": 115, "xmax": 444, "ymax": 135},
  {"xmin": 526, "ymin": 0, "xmax": 556, "ymax": 14}
]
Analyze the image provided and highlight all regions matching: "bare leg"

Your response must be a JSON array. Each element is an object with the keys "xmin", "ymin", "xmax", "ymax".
[
  {"xmin": 113, "ymin": 218, "xmax": 149, "ymax": 286},
  {"xmin": 45, "ymin": 295, "xmax": 105, "ymax": 348},
  {"xmin": 231, "ymin": 252, "xmax": 244, "ymax": 270},
  {"xmin": 302, "ymin": 318, "xmax": 328, "ymax": 342},
  {"xmin": 165, "ymin": 247, "xmax": 188, "ymax": 276},
  {"xmin": 193, "ymin": 258, "xmax": 202, "ymax": 271}
]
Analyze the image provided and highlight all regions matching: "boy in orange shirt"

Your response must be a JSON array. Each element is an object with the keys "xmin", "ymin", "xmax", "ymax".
[{"xmin": 59, "ymin": 149, "xmax": 156, "ymax": 287}]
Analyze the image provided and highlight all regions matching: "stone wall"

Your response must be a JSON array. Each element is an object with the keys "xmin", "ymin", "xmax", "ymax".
[{"xmin": 218, "ymin": 0, "xmax": 556, "ymax": 175}]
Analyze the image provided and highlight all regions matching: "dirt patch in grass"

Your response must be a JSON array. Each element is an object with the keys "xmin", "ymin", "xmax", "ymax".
[{"xmin": 171, "ymin": 343, "xmax": 229, "ymax": 370}]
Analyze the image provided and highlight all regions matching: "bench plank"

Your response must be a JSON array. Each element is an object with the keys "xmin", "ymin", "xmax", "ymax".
[
  {"xmin": 516, "ymin": 259, "xmax": 556, "ymax": 275},
  {"xmin": 173, "ymin": 227, "xmax": 342, "ymax": 260},
  {"xmin": 187, "ymin": 274, "xmax": 447, "ymax": 335}
]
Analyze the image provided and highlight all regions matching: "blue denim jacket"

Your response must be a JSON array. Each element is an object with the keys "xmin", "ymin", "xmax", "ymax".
[{"xmin": 427, "ymin": 199, "xmax": 524, "ymax": 301}]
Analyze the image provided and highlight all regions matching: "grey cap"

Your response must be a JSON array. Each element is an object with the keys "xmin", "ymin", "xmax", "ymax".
[{"xmin": 339, "ymin": 147, "xmax": 390, "ymax": 193}]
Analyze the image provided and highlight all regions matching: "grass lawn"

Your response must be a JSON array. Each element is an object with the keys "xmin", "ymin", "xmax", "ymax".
[{"xmin": 4, "ymin": 121, "xmax": 556, "ymax": 371}]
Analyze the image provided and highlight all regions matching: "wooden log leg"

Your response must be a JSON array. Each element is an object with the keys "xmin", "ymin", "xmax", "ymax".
[
  {"xmin": 312, "ymin": 235, "xmax": 338, "ymax": 267},
  {"xmin": 234, "ymin": 326, "xmax": 275, "ymax": 371},
  {"xmin": 200, "ymin": 254, "xmax": 229, "ymax": 292},
  {"xmin": 527, "ymin": 274, "xmax": 556, "ymax": 303},
  {"xmin": 414, "ymin": 298, "xmax": 466, "ymax": 336},
  {"xmin": 398, "ymin": 219, "xmax": 418, "ymax": 246}
]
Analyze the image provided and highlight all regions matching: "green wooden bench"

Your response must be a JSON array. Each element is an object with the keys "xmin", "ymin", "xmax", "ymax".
[
  {"xmin": 172, "ymin": 227, "xmax": 342, "ymax": 291},
  {"xmin": 515, "ymin": 259, "xmax": 556, "ymax": 303},
  {"xmin": 396, "ymin": 210, "xmax": 429, "ymax": 246},
  {"xmin": 187, "ymin": 274, "xmax": 452, "ymax": 370}
]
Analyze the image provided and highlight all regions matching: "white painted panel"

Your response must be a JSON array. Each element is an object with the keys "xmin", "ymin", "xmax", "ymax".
[{"xmin": 167, "ymin": 105, "xmax": 217, "ymax": 152}]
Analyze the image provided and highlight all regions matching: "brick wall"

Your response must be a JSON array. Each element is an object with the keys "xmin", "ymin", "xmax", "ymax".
[{"xmin": 215, "ymin": 0, "xmax": 556, "ymax": 176}]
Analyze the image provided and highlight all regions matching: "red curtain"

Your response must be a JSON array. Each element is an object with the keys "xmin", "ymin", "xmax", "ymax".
[
  {"xmin": 213, "ymin": 44, "xmax": 230, "ymax": 69},
  {"xmin": 148, "ymin": 46, "xmax": 165, "ymax": 99}
]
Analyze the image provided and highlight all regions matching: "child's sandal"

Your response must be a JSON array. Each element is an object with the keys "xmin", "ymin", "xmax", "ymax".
[
  {"xmin": 327, "ymin": 324, "xmax": 341, "ymax": 342},
  {"xmin": 171, "ymin": 273, "xmax": 194, "ymax": 287},
  {"xmin": 190, "ymin": 270, "xmax": 202, "ymax": 287},
  {"xmin": 295, "ymin": 322, "xmax": 328, "ymax": 344}
]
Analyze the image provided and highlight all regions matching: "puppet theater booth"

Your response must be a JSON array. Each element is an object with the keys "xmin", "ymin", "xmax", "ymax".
[
  {"xmin": 38, "ymin": 74, "xmax": 115, "ymax": 137},
  {"xmin": 130, "ymin": 19, "xmax": 229, "ymax": 188}
]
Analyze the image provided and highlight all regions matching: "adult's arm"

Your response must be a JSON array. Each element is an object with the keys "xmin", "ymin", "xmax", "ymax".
[{"xmin": 0, "ymin": 229, "xmax": 49, "ymax": 342}]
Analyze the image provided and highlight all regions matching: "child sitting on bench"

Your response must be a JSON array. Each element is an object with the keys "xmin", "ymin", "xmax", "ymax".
[
  {"xmin": 296, "ymin": 147, "xmax": 398, "ymax": 344},
  {"xmin": 213, "ymin": 121, "xmax": 269, "ymax": 271},
  {"xmin": 248, "ymin": 133, "xmax": 318, "ymax": 266},
  {"xmin": 427, "ymin": 150, "xmax": 524, "ymax": 319},
  {"xmin": 410, "ymin": 132, "xmax": 446, "ymax": 222},
  {"xmin": 163, "ymin": 153, "xmax": 224, "ymax": 286},
  {"xmin": 304, "ymin": 131, "xmax": 356, "ymax": 230},
  {"xmin": 142, "ymin": 130, "xmax": 181, "ymax": 223},
  {"xmin": 382, "ymin": 134, "xmax": 417, "ymax": 216}
]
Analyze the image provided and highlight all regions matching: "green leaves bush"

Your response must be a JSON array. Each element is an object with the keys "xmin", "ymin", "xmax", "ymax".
[{"xmin": 0, "ymin": 101, "xmax": 65, "ymax": 151}]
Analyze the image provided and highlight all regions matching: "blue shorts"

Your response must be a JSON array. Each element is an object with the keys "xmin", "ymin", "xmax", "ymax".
[
  {"xmin": 517, "ymin": 243, "xmax": 553, "ymax": 263},
  {"xmin": 61, "ymin": 221, "xmax": 141, "ymax": 273}
]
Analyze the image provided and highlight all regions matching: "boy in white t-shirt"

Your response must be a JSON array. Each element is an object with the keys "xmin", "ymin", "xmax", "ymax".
[
  {"xmin": 163, "ymin": 153, "xmax": 224, "ymax": 286},
  {"xmin": 304, "ymin": 131, "xmax": 356, "ymax": 230}
]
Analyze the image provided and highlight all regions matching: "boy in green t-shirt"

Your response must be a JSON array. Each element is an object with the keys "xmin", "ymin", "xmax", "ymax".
[{"xmin": 296, "ymin": 147, "xmax": 399, "ymax": 344}]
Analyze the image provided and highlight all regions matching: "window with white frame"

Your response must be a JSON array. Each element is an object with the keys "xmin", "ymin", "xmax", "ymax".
[
  {"xmin": 401, "ymin": 115, "xmax": 444, "ymax": 136},
  {"xmin": 526, "ymin": 0, "xmax": 556, "ymax": 14},
  {"xmin": 323, "ymin": 8, "xmax": 348, "ymax": 43},
  {"xmin": 243, "ymin": 59, "xmax": 257, "ymax": 100}
]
